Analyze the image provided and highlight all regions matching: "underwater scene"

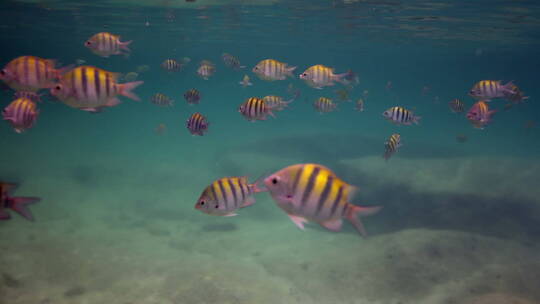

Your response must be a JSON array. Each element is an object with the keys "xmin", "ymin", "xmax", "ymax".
[{"xmin": 1, "ymin": 0, "xmax": 540, "ymax": 303}]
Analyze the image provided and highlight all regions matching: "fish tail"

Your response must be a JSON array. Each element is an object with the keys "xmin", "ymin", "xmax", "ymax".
[
  {"xmin": 119, "ymin": 81, "xmax": 144, "ymax": 101},
  {"xmin": 120, "ymin": 40, "xmax": 132, "ymax": 52},
  {"xmin": 55, "ymin": 64, "xmax": 75, "ymax": 81},
  {"xmin": 346, "ymin": 205, "xmax": 382, "ymax": 238},
  {"xmin": 286, "ymin": 66, "xmax": 297, "ymax": 78},
  {"xmin": 413, "ymin": 115, "xmax": 421, "ymax": 125},
  {"xmin": 9, "ymin": 196, "xmax": 41, "ymax": 221}
]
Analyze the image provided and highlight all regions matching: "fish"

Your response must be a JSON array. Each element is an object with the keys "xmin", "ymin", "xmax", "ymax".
[
  {"xmin": 136, "ymin": 65, "xmax": 150, "ymax": 73},
  {"xmin": 238, "ymin": 97, "xmax": 275, "ymax": 122},
  {"xmin": 181, "ymin": 57, "xmax": 191, "ymax": 64},
  {"xmin": 222, "ymin": 53, "xmax": 245, "ymax": 70},
  {"xmin": 0, "ymin": 182, "xmax": 41, "ymax": 221},
  {"xmin": 252, "ymin": 59, "xmax": 296, "ymax": 81},
  {"xmin": 262, "ymin": 95, "xmax": 294, "ymax": 111},
  {"xmin": 503, "ymin": 83, "xmax": 529, "ymax": 105},
  {"xmin": 197, "ymin": 60, "xmax": 215, "ymax": 80},
  {"xmin": 122, "ymin": 72, "xmax": 139, "ymax": 82},
  {"xmin": 466, "ymin": 100, "xmax": 496, "ymax": 129},
  {"xmin": 151, "ymin": 93, "xmax": 174, "ymax": 107},
  {"xmin": 154, "ymin": 123, "xmax": 167, "ymax": 135},
  {"xmin": 195, "ymin": 176, "xmax": 264, "ymax": 216},
  {"xmin": 382, "ymin": 106, "xmax": 421, "ymax": 125},
  {"xmin": 313, "ymin": 97, "xmax": 337, "ymax": 113},
  {"xmin": 334, "ymin": 88, "xmax": 351, "ymax": 102},
  {"xmin": 75, "ymin": 59, "xmax": 86, "ymax": 65},
  {"xmin": 186, "ymin": 112, "xmax": 209, "ymax": 136},
  {"xmin": 385, "ymin": 81, "xmax": 393, "ymax": 90},
  {"xmin": 239, "ymin": 74, "xmax": 253, "ymax": 87},
  {"xmin": 355, "ymin": 98, "xmax": 364, "ymax": 112},
  {"xmin": 161, "ymin": 59, "xmax": 182, "ymax": 72},
  {"xmin": 299, "ymin": 65, "xmax": 352, "ymax": 89},
  {"xmin": 421, "ymin": 86, "xmax": 430, "ymax": 96},
  {"xmin": 2, "ymin": 98, "xmax": 39, "ymax": 133},
  {"xmin": 448, "ymin": 98, "xmax": 465, "ymax": 113},
  {"xmin": 383, "ymin": 133, "xmax": 402, "ymax": 161},
  {"xmin": 343, "ymin": 69, "xmax": 359, "ymax": 87},
  {"xmin": 0, "ymin": 56, "xmax": 68, "ymax": 92},
  {"xmin": 184, "ymin": 88, "xmax": 201, "ymax": 105},
  {"xmin": 263, "ymin": 163, "xmax": 381, "ymax": 237},
  {"xmin": 50, "ymin": 65, "xmax": 143, "ymax": 113},
  {"xmin": 469, "ymin": 80, "xmax": 514, "ymax": 101},
  {"xmin": 84, "ymin": 32, "xmax": 132, "ymax": 58},
  {"xmin": 14, "ymin": 91, "xmax": 43, "ymax": 103},
  {"xmin": 362, "ymin": 89, "xmax": 369, "ymax": 99}
]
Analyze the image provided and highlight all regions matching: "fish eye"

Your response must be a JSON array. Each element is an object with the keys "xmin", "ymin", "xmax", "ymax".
[
  {"xmin": 254, "ymin": 67, "xmax": 258, "ymax": 70},
  {"xmin": 215, "ymin": 205, "xmax": 219, "ymax": 209},
  {"xmin": 302, "ymin": 73, "xmax": 307, "ymax": 76},
  {"xmin": 200, "ymin": 200, "xmax": 205, "ymax": 205},
  {"xmin": 272, "ymin": 177, "xmax": 278, "ymax": 184},
  {"xmin": 55, "ymin": 85, "xmax": 62, "ymax": 90},
  {"xmin": 85, "ymin": 41, "xmax": 91, "ymax": 46},
  {"xmin": 0, "ymin": 69, "xmax": 5, "ymax": 75}
]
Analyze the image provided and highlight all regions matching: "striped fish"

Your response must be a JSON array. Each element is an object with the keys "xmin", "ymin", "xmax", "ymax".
[
  {"xmin": 0, "ymin": 182, "xmax": 40, "ymax": 221},
  {"xmin": 50, "ymin": 66, "xmax": 143, "ymax": 113},
  {"xmin": 382, "ymin": 106, "xmax": 421, "ymax": 125},
  {"xmin": 252, "ymin": 59, "xmax": 296, "ymax": 81},
  {"xmin": 239, "ymin": 74, "xmax": 252, "ymax": 87},
  {"xmin": 355, "ymin": 98, "xmax": 364, "ymax": 112},
  {"xmin": 238, "ymin": 97, "xmax": 275, "ymax": 121},
  {"xmin": 186, "ymin": 112, "xmax": 209, "ymax": 136},
  {"xmin": 161, "ymin": 59, "xmax": 182, "ymax": 72},
  {"xmin": 84, "ymin": 32, "xmax": 132, "ymax": 58},
  {"xmin": 184, "ymin": 88, "xmax": 201, "ymax": 105},
  {"xmin": 448, "ymin": 98, "xmax": 465, "ymax": 113},
  {"xmin": 0, "ymin": 56, "xmax": 67, "ymax": 92},
  {"xmin": 195, "ymin": 176, "xmax": 264, "ymax": 216},
  {"xmin": 14, "ymin": 91, "xmax": 43, "ymax": 103},
  {"xmin": 2, "ymin": 98, "xmax": 39, "ymax": 133},
  {"xmin": 313, "ymin": 97, "xmax": 337, "ymax": 113},
  {"xmin": 383, "ymin": 134, "xmax": 401, "ymax": 161},
  {"xmin": 469, "ymin": 80, "xmax": 514, "ymax": 101},
  {"xmin": 262, "ymin": 95, "xmax": 294, "ymax": 111},
  {"xmin": 151, "ymin": 93, "xmax": 174, "ymax": 107},
  {"xmin": 466, "ymin": 100, "xmax": 496, "ymax": 130},
  {"xmin": 222, "ymin": 53, "xmax": 245, "ymax": 70},
  {"xmin": 263, "ymin": 164, "xmax": 381, "ymax": 237},
  {"xmin": 503, "ymin": 83, "xmax": 529, "ymax": 104},
  {"xmin": 197, "ymin": 61, "xmax": 215, "ymax": 80},
  {"xmin": 299, "ymin": 65, "xmax": 351, "ymax": 89}
]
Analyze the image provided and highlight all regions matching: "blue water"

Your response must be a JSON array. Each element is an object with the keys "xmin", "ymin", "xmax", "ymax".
[{"xmin": 1, "ymin": 1, "xmax": 540, "ymax": 303}]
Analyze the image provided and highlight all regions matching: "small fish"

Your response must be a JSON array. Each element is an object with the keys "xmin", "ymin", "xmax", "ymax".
[
  {"xmin": 181, "ymin": 57, "xmax": 191, "ymax": 64},
  {"xmin": 334, "ymin": 88, "xmax": 351, "ymax": 102},
  {"xmin": 343, "ymin": 69, "xmax": 359, "ymax": 87},
  {"xmin": 449, "ymin": 98, "xmax": 465, "ymax": 113},
  {"xmin": 184, "ymin": 88, "xmax": 201, "ymax": 105},
  {"xmin": 385, "ymin": 81, "xmax": 393, "ymax": 90},
  {"xmin": 456, "ymin": 134, "xmax": 468, "ymax": 143},
  {"xmin": 136, "ymin": 65, "xmax": 150, "ymax": 73},
  {"xmin": 0, "ymin": 182, "xmax": 41, "ymax": 221},
  {"xmin": 0, "ymin": 56, "xmax": 68, "ymax": 92},
  {"xmin": 503, "ymin": 83, "xmax": 529, "ymax": 105},
  {"xmin": 154, "ymin": 123, "xmax": 167, "ymax": 135},
  {"xmin": 355, "ymin": 98, "xmax": 364, "ymax": 112},
  {"xmin": 75, "ymin": 59, "xmax": 86, "ymax": 65},
  {"xmin": 2, "ymin": 98, "xmax": 39, "ymax": 133},
  {"xmin": 383, "ymin": 133, "xmax": 402, "ymax": 161},
  {"xmin": 299, "ymin": 65, "xmax": 352, "ymax": 89},
  {"xmin": 382, "ymin": 106, "xmax": 421, "ymax": 125},
  {"xmin": 362, "ymin": 89, "xmax": 369, "ymax": 99},
  {"xmin": 262, "ymin": 95, "xmax": 294, "ymax": 111},
  {"xmin": 50, "ymin": 66, "xmax": 143, "ymax": 113},
  {"xmin": 222, "ymin": 53, "xmax": 245, "ymax": 70},
  {"xmin": 252, "ymin": 59, "xmax": 296, "ymax": 81},
  {"xmin": 186, "ymin": 112, "xmax": 209, "ymax": 136},
  {"xmin": 195, "ymin": 176, "xmax": 264, "ymax": 216},
  {"xmin": 84, "ymin": 32, "xmax": 132, "ymax": 58},
  {"xmin": 263, "ymin": 163, "xmax": 381, "ymax": 237},
  {"xmin": 469, "ymin": 80, "xmax": 514, "ymax": 101},
  {"xmin": 421, "ymin": 86, "xmax": 430, "ymax": 96},
  {"xmin": 313, "ymin": 97, "xmax": 337, "ymax": 113},
  {"xmin": 238, "ymin": 97, "xmax": 275, "ymax": 122},
  {"xmin": 123, "ymin": 72, "xmax": 139, "ymax": 82},
  {"xmin": 197, "ymin": 60, "xmax": 215, "ymax": 80},
  {"xmin": 466, "ymin": 100, "xmax": 496, "ymax": 129},
  {"xmin": 14, "ymin": 91, "xmax": 43, "ymax": 103},
  {"xmin": 151, "ymin": 93, "xmax": 174, "ymax": 107},
  {"xmin": 161, "ymin": 59, "xmax": 182, "ymax": 72},
  {"xmin": 239, "ymin": 74, "xmax": 253, "ymax": 87}
]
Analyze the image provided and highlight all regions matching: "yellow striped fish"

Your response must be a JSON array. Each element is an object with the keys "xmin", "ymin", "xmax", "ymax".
[
  {"xmin": 448, "ymin": 98, "xmax": 465, "ymax": 113},
  {"xmin": 195, "ymin": 176, "xmax": 264, "ymax": 216},
  {"xmin": 383, "ymin": 134, "xmax": 402, "ymax": 161},
  {"xmin": 299, "ymin": 65, "xmax": 351, "ymax": 89},
  {"xmin": 50, "ymin": 66, "xmax": 143, "ymax": 113},
  {"xmin": 469, "ymin": 80, "xmax": 514, "ymax": 101},
  {"xmin": 382, "ymin": 106, "xmax": 421, "ymax": 125},
  {"xmin": 2, "ymin": 97, "xmax": 39, "ymax": 133},
  {"xmin": 0, "ymin": 56, "xmax": 67, "ymax": 92},
  {"xmin": 252, "ymin": 59, "xmax": 296, "ymax": 81},
  {"xmin": 238, "ymin": 97, "xmax": 275, "ymax": 121},
  {"xmin": 161, "ymin": 59, "xmax": 182, "ymax": 72},
  {"xmin": 151, "ymin": 93, "xmax": 174, "ymax": 107},
  {"xmin": 84, "ymin": 32, "xmax": 132, "ymax": 58},
  {"xmin": 264, "ymin": 164, "xmax": 381, "ymax": 237},
  {"xmin": 262, "ymin": 95, "xmax": 294, "ymax": 111},
  {"xmin": 313, "ymin": 97, "xmax": 337, "ymax": 113}
]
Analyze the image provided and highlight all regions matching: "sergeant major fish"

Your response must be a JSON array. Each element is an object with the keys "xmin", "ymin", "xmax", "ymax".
[
  {"xmin": 186, "ymin": 112, "xmax": 209, "ymax": 136},
  {"xmin": 314, "ymin": 97, "xmax": 337, "ymax": 113},
  {"xmin": 299, "ymin": 65, "xmax": 353, "ymax": 89},
  {"xmin": 2, "ymin": 97, "xmax": 39, "ymax": 133},
  {"xmin": 466, "ymin": 100, "xmax": 496, "ymax": 129},
  {"xmin": 239, "ymin": 97, "xmax": 275, "ymax": 121},
  {"xmin": 252, "ymin": 59, "xmax": 296, "ymax": 81},
  {"xmin": 222, "ymin": 53, "xmax": 245, "ymax": 70},
  {"xmin": 382, "ymin": 106, "xmax": 421, "ymax": 125},
  {"xmin": 84, "ymin": 32, "xmax": 132, "ymax": 58},
  {"xmin": 383, "ymin": 134, "xmax": 402, "ymax": 161},
  {"xmin": 469, "ymin": 80, "xmax": 515, "ymax": 101},
  {"xmin": 0, "ymin": 56, "xmax": 69, "ymax": 92}
]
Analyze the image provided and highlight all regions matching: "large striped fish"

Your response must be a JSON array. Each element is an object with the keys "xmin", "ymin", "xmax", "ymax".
[
  {"xmin": 84, "ymin": 32, "xmax": 132, "ymax": 58},
  {"xmin": 466, "ymin": 100, "xmax": 496, "ymax": 130},
  {"xmin": 186, "ymin": 112, "xmax": 209, "ymax": 136},
  {"xmin": 195, "ymin": 176, "xmax": 265, "ymax": 216},
  {"xmin": 50, "ymin": 66, "xmax": 143, "ymax": 113},
  {"xmin": 2, "ymin": 97, "xmax": 39, "ymax": 133},
  {"xmin": 382, "ymin": 106, "xmax": 421, "ymax": 125},
  {"xmin": 263, "ymin": 164, "xmax": 381, "ymax": 237},
  {"xmin": 383, "ymin": 134, "xmax": 402, "ymax": 161},
  {"xmin": 299, "ymin": 65, "xmax": 352, "ymax": 89},
  {"xmin": 469, "ymin": 80, "xmax": 514, "ymax": 101},
  {"xmin": 238, "ymin": 97, "xmax": 275, "ymax": 121},
  {"xmin": 313, "ymin": 97, "xmax": 337, "ymax": 113},
  {"xmin": 0, "ymin": 56, "xmax": 68, "ymax": 92},
  {"xmin": 252, "ymin": 59, "xmax": 296, "ymax": 81}
]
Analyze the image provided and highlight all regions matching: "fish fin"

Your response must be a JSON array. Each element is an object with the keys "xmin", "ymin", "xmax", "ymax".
[
  {"xmin": 106, "ymin": 97, "xmax": 122, "ymax": 107},
  {"xmin": 9, "ymin": 197, "xmax": 40, "ymax": 221},
  {"xmin": 223, "ymin": 212, "xmax": 238, "ymax": 217},
  {"xmin": 287, "ymin": 214, "xmax": 308, "ymax": 230},
  {"xmin": 81, "ymin": 107, "xmax": 103, "ymax": 113},
  {"xmin": 268, "ymin": 110, "xmax": 276, "ymax": 118},
  {"xmin": 413, "ymin": 115, "xmax": 421, "ymax": 125},
  {"xmin": 319, "ymin": 218, "xmax": 343, "ymax": 232},
  {"xmin": 120, "ymin": 40, "xmax": 132, "ymax": 52},
  {"xmin": 345, "ymin": 184, "xmax": 358, "ymax": 203},
  {"xmin": 346, "ymin": 204, "xmax": 382, "ymax": 238},
  {"xmin": 118, "ymin": 81, "xmax": 144, "ymax": 101},
  {"xmin": 0, "ymin": 209, "xmax": 11, "ymax": 220},
  {"xmin": 55, "ymin": 64, "xmax": 75, "ymax": 79},
  {"xmin": 286, "ymin": 66, "xmax": 297, "ymax": 78},
  {"xmin": 0, "ymin": 183, "xmax": 18, "ymax": 193},
  {"xmin": 241, "ymin": 196, "xmax": 255, "ymax": 208}
]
